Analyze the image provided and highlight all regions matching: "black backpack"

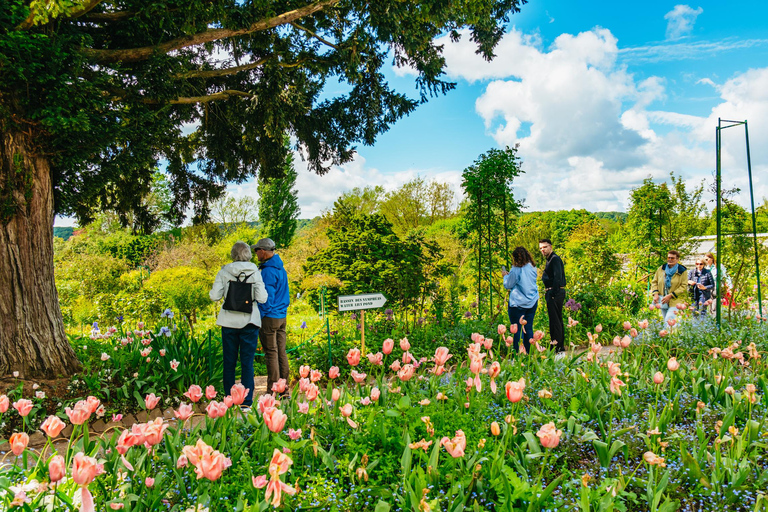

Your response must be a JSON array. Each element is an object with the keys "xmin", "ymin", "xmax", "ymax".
[{"xmin": 223, "ymin": 272, "xmax": 254, "ymax": 314}]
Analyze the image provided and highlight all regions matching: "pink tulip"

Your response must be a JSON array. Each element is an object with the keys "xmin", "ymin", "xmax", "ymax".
[
  {"xmin": 65, "ymin": 401, "xmax": 91, "ymax": 425},
  {"xmin": 185, "ymin": 385, "xmax": 203, "ymax": 403},
  {"xmin": 305, "ymin": 383, "xmax": 319, "ymax": 401},
  {"xmin": 533, "ymin": 330, "xmax": 545, "ymax": 341},
  {"xmin": 620, "ymin": 336, "xmax": 632, "ymax": 349},
  {"xmin": 610, "ymin": 376, "xmax": 625, "ymax": 395},
  {"xmin": 505, "ymin": 378, "xmax": 526, "ymax": 403},
  {"xmin": 471, "ymin": 332, "xmax": 481, "ymax": 342},
  {"xmin": 653, "ymin": 372, "xmax": 664, "ymax": 384},
  {"xmin": 397, "ymin": 364, "xmax": 415, "ymax": 382},
  {"xmin": 401, "ymin": 351, "xmax": 414, "ymax": 364},
  {"xmin": 434, "ymin": 347, "xmax": 452, "ymax": 366},
  {"xmin": 659, "ymin": 329, "xmax": 669, "ymax": 337},
  {"xmin": 399, "ymin": 338, "xmax": 411, "ymax": 351},
  {"xmin": 85, "ymin": 396, "xmax": 100, "ymax": 415},
  {"xmin": 667, "ymin": 357, "xmax": 680, "ymax": 372},
  {"xmin": 638, "ymin": 319, "xmax": 649, "ymax": 329},
  {"xmin": 72, "ymin": 452, "xmax": 104, "ymax": 486},
  {"xmin": 49, "ymin": 455, "xmax": 66, "ymax": 482},
  {"xmin": 272, "ymin": 379, "xmax": 287, "ymax": 394},
  {"xmin": 143, "ymin": 417, "xmax": 168, "ymax": 446},
  {"xmin": 595, "ymin": 324, "xmax": 603, "ymax": 333},
  {"xmin": 351, "ymin": 370, "xmax": 367, "ymax": 384},
  {"xmin": 629, "ymin": 328, "xmax": 638, "ymax": 338},
  {"xmin": 206, "ymin": 401, "xmax": 227, "ymax": 419},
  {"xmin": 329, "ymin": 366, "xmax": 340, "ymax": 379},
  {"xmin": 298, "ymin": 402, "xmax": 309, "ymax": 414},
  {"xmin": 9, "ymin": 432, "xmax": 29, "ymax": 456},
  {"xmin": 310, "ymin": 370, "xmax": 323, "ymax": 382},
  {"xmin": 433, "ymin": 365, "xmax": 446, "ymax": 376},
  {"xmin": 206, "ymin": 385, "xmax": 217, "ymax": 400},
  {"xmin": 382, "ymin": 339, "xmax": 394, "ymax": 355},
  {"xmin": 367, "ymin": 352, "xmax": 384, "ymax": 366},
  {"xmin": 340, "ymin": 403, "xmax": 357, "ymax": 428},
  {"xmin": 300, "ymin": 365, "xmax": 311, "ymax": 378},
  {"xmin": 612, "ymin": 336, "xmax": 621, "ymax": 347},
  {"xmin": 117, "ymin": 429, "xmax": 141, "ymax": 455},
  {"xmin": 389, "ymin": 360, "xmax": 401, "ymax": 372},
  {"xmin": 509, "ymin": 324, "xmax": 519, "ymax": 334},
  {"xmin": 175, "ymin": 403, "xmax": 194, "ymax": 421},
  {"xmin": 288, "ymin": 428, "xmax": 302, "ymax": 440},
  {"xmin": 12, "ymin": 399, "xmax": 33, "ymax": 417},
  {"xmin": 346, "ymin": 348, "xmax": 361, "ymax": 366},
  {"xmin": 498, "ymin": 324, "xmax": 507, "ymax": 336},
  {"xmin": 440, "ymin": 430, "xmax": 466, "ymax": 458},
  {"xmin": 332, "ymin": 388, "xmax": 341, "ymax": 401},
  {"xmin": 0, "ymin": 395, "xmax": 9, "ymax": 413},
  {"xmin": 622, "ymin": 321, "xmax": 631, "ymax": 331},
  {"xmin": 370, "ymin": 387, "xmax": 381, "ymax": 401},
  {"xmin": 195, "ymin": 449, "xmax": 231, "ymax": 481},
  {"xmin": 230, "ymin": 383, "xmax": 249, "ymax": 406},
  {"xmin": 144, "ymin": 393, "xmax": 160, "ymax": 410},
  {"xmin": 536, "ymin": 422, "xmax": 562, "ymax": 449},
  {"xmin": 667, "ymin": 318, "xmax": 677, "ymax": 327},
  {"xmin": 505, "ymin": 336, "xmax": 514, "ymax": 347},
  {"xmin": 298, "ymin": 377, "xmax": 310, "ymax": 393},
  {"xmin": 40, "ymin": 415, "xmax": 66, "ymax": 438},
  {"xmin": 263, "ymin": 407, "xmax": 287, "ymax": 433},
  {"xmin": 145, "ymin": 477, "xmax": 155, "ymax": 487},
  {"xmin": 676, "ymin": 302, "xmax": 687, "ymax": 310},
  {"xmin": 253, "ymin": 475, "xmax": 268, "ymax": 488},
  {"xmin": 607, "ymin": 361, "xmax": 621, "ymax": 377},
  {"xmin": 257, "ymin": 394, "xmax": 277, "ymax": 414},
  {"xmin": 223, "ymin": 396, "xmax": 234, "ymax": 409}
]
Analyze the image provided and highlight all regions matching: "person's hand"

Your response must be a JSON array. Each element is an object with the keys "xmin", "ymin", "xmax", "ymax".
[
  {"xmin": 501, "ymin": 270, "xmax": 508, "ymax": 276},
  {"xmin": 688, "ymin": 280, "xmax": 696, "ymax": 286},
  {"xmin": 661, "ymin": 294, "xmax": 672, "ymax": 304},
  {"xmin": 652, "ymin": 293, "xmax": 659, "ymax": 304},
  {"xmin": 697, "ymin": 283, "xmax": 706, "ymax": 290}
]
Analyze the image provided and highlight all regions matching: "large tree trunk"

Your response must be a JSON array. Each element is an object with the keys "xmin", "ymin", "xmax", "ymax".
[{"xmin": 0, "ymin": 127, "xmax": 81, "ymax": 378}]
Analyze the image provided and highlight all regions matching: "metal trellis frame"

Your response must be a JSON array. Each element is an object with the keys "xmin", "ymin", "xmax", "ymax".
[{"xmin": 715, "ymin": 118, "xmax": 763, "ymax": 328}]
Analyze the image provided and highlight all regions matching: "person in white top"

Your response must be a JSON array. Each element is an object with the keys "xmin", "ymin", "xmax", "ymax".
[
  {"xmin": 209, "ymin": 241, "xmax": 268, "ymax": 407},
  {"xmin": 704, "ymin": 252, "xmax": 730, "ymax": 316}
]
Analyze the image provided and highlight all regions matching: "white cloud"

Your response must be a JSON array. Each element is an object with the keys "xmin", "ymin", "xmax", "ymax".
[
  {"xmin": 664, "ymin": 5, "xmax": 703, "ymax": 40},
  {"xmin": 434, "ymin": 26, "xmax": 768, "ymax": 212},
  {"xmin": 619, "ymin": 37, "xmax": 768, "ymax": 63},
  {"xmin": 228, "ymin": 153, "xmax": 464, "ymax": 219}
]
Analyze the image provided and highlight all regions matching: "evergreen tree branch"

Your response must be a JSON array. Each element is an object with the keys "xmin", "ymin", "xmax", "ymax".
[
  {"xmin": 17, "ymin": 0, "xmax": 105, "ymax": 30},
  {"xmin": 81, "ymin": 0, "xmax": 340, "ymax": 64},
  {"xmin": 290, "ymin": 21, "xmax": 340, "ymax": 50}
]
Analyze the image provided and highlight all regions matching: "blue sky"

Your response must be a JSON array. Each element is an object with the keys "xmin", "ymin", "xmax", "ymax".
[
  {"xmin": 271, "ymin": 0, "xmax": 768, "ymax": 217},
  {"xmin": 56, "ymin": 1, "xmax": 768, "ymax": 225}
]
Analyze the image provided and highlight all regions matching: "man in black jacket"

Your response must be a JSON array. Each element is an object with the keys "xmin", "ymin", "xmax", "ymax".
[{"xmin": 539, "ymin": 239, "xmax": 567, "ymax": 352}]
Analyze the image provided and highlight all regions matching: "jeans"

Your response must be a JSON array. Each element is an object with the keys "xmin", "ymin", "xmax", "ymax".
[
  {"xmin": 259, "ymin": 317, "xmax": 290, "ymax": 394},
  {"xmin": 508, "ymin": 302, "xmax": 538, "ymax": 354},
  {"xmin": 222, "ymin": 324, "xmax": 259, "ymax": 406},
  {"xmin": 545, "ymin": 289, "xmax": 566, "ymax": 351}
]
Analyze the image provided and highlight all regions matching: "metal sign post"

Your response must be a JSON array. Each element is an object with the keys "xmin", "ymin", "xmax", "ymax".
[{"xmin": 337, "ymin": 293, "xmax": 387, "ymax": 356}]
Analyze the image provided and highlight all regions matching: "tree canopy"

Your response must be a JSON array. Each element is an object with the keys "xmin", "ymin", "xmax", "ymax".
[{"xmin": 1, "ymin": 0, "xmax": 527, "ymax": 229}]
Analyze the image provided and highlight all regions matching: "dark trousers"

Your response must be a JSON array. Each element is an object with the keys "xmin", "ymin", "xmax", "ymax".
[
  {"xmin": 508, "ymin": 302, "xmax": 538, "ymax": 354},
  {"xmin": 545, "ymin": 289, "xmax": 566, "ymax": 351},
  {"xmin": 222, "ymin": 324, "xmax": 259, "ymax": 406},
  {"xmin": 259, "ymin": 316, "xmax": 290, "ymax": 394}
]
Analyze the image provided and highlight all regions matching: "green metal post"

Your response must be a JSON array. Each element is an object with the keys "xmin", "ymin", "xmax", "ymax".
[
  {"xmin": 208, "ymin": 329, "xmax": 213, "ymax": 381},
  {"xmin": 477, "ymin": 195, "xmax": 482, "ymax": 317},
  {"xmin": 323, "ymin": 286, "xmax": 333, "ymax": 368},
  {"xmin": 744, "ymin": 121, "xmax": 763, "ymax": 320},
  {"xmin": 716, "ymin": 120, "xmax": 722, "ymax": 328},
  {"xmin": 488, "ymin": 188, "xmax": 493, "ymax": 318}
]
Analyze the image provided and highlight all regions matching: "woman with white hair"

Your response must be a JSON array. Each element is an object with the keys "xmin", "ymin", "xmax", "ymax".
[{"xmin": 209, "ymin": 241, "xmax": 268, "ymax": 408}]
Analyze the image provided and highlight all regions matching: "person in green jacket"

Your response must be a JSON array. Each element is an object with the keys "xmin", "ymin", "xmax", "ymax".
[{"xmin": 651, "ymin": 250, "xmax": 688, "ymax": 324}]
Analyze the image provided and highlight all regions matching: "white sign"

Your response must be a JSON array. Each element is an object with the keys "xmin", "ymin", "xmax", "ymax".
[{"xmin": 337, "ymin": 293, "xmax": 387, "ymax": 312}]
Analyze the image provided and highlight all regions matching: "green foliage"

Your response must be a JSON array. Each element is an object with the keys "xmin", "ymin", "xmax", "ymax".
[
  {"xmin": 462, "ymin": 146, "xmax": 524, "ymax": 316},
  {"xmin": 378, "ymin": 176, "xmax": 456, "ymax": 237},
  {"xmin": 563, "ymin": 219, "xmax": 621, "ymax": 288},
  {"xmin": 144, "ymin": 266, "xmax": 212, "ymax": 325},
  {"xmin": 624, "ymin": 175, "xmax": 706, "ymax": 271},
  {"xmin": 258, "ymin": 138, "xmax": 300, "ymax": 248},
  {"xmin": 304, "ymin": 213, "xmax": 446, "ymax": 310}
]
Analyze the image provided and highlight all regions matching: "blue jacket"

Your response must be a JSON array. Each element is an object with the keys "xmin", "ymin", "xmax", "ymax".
[
  {"xmin": 503, "ymin": 263, "xmax": 539, "ymax": 309},
  {"xmin": 258, "ymin": 254, "xmax": 290, "ymax": 318}
]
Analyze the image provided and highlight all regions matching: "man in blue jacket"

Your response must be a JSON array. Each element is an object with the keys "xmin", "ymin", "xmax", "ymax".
[{"xmin": 252, "ymin": 238, "xmax": 291, "ymax": 396}]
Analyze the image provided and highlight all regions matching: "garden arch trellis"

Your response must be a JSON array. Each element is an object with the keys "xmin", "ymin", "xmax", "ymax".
[{"xmin": 715, "ymin": 118, "xmax": 763, "ymax": 327}]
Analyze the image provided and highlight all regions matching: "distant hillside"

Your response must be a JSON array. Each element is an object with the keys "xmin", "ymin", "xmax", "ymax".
[{"xmin": 54, "ymin": 227, "xmax": 74, "ymax": 240}]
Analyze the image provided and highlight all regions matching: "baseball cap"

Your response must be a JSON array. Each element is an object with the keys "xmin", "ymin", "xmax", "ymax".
[{"xmin": 251, "ymin": 238, "xmax": 276, "ymax": 251}]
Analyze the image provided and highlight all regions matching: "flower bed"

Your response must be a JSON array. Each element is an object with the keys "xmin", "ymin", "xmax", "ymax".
[{"xmin": 1, "ymin": 310, "xmax": 768, "ymax": 511}]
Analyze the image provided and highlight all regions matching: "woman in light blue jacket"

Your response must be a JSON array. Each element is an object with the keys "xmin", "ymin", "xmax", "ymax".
[
  {"xmin": 502, "ymin": 246, "xmax": 539, "ymax": 355},
  {"xmin": 210, "ymin": 241, "xmax": 268, "ymax": 408}
]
